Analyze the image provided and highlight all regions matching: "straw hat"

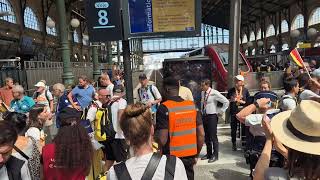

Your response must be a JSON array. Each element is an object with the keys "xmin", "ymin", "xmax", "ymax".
[{"xmin": 271, "ymin": 100, "xmax": 320, "ymax": 155}]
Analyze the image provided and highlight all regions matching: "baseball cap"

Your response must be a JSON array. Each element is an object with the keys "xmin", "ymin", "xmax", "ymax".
[
  {"xmin": 34, "ymin": 81, "xmax": 46, "ymax": 88},
  {"xmin": 235, "ymin": 75, "xmax": 244, "ymax": 81},
  {"xmin": 139, "ymin": 73, "xmax": 147, "ymax": 80}
]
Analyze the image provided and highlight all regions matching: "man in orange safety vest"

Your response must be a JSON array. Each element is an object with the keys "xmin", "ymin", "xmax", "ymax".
[{"xmin": 156, "ymin": 77, "xmax": 204, "ymax": 180}]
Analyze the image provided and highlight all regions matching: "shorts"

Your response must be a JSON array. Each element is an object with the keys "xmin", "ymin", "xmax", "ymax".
[{"xmin": 100, "ymin": 139, "xmax": 128, "ymax": 162}]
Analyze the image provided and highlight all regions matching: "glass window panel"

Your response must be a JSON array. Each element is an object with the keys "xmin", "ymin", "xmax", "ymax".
[
  {"xmin": 291, "ymin": 14, "xmax": 304, "ymax": 30},
  {"xmin": 281, "ymin": 20, "xmax": 289, "ymax": 33},
  {"xmin": 242, "ymin": 34, "xmax": 248, "ymax": 43},
  {"xmin": 24, "ymin": 7, "xmax": 40, "ymax": 31},
  {"xmin": 309, "ymin": 7, "xmax": 320, "ymax": 26},
  {"xmin": 266, "ymin": 25, "xmax": 275, "ymax": 37},
  {"xmin": 0, "ymin": 0, "xmax": 16, "ymax": 23}
]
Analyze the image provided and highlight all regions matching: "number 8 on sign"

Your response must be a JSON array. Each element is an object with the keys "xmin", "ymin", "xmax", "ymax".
[
  {"xmin": 98, "ymin": 10, "xmax": 108, "ymax": 26},
  {"xmin": 93, "ymin": 2, "xmax": 115, "ymax": 29}
]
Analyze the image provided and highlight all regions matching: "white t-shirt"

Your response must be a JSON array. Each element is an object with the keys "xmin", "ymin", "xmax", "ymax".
[
  {"xmin": 107, "ymin": 84, "xmax": 114, "ymax": 97},
  {"xmin": 0, "ymin": 160, "xmax": 31, "ymax": 180},
  {"xmin": 138, "ymin": 85, "xmax": 162, "ymax": 105},
  {"xmin": 299, "ymin": 89, "xmax": 320, "ymax": 100},
  {"xmin": 111, "ymin": 98, "xmax": 127, "ymax": 139},
  {"xmin": 108, "ymin": 153, "xmax": 188, "ymax": 180},
  {"xmin": 25, "ymin": 127, "xmax": 44, "ymax": 141}
]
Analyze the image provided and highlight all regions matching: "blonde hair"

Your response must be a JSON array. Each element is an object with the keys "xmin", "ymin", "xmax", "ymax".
[
  {"xmin": 120, "ymin": 103, "xmax": 152, "ymax": 149},
  {"xmin": 12, "ymin": 85, "xmax": 24, "ymax": 93}
]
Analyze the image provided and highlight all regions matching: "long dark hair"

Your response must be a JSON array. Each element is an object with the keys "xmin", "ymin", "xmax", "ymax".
[
  {"xmin": 53, "ymin": 116, "xmax": 93, "ymax": 174},
  {"xmin": 3, "ymin": 112, "xmax": 27, "ymax": 135},
  {"xmin": 28, "ymin": 104, "xmax": 46, "ymax": 129},
  {"xmin": 288, "ymin": 149, "xmax": 320, "ymax": 179}
]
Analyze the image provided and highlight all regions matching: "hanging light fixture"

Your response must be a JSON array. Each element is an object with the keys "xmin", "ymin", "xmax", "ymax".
[
  {"xmin": 290, "ymin": 29, "xmax": 300, "ymax": 38},
  {"xmin": 70, "ymin": 18, "xmax": 80, "ymax": 28},
  {"xmin": 247, "ymin": 41, "xmax": 253, "ymax": 47},
  {"xmin": 307, "ymin": 28, "xmax": 318, "ymax": 38}
]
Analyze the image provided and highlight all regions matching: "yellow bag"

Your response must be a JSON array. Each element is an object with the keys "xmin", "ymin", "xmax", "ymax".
[
  {"xmin": 94, "ymin": 107, "xmax": 115, "ymax": 142},
  {"xmin": 94, "ymin": 108, "xmax": 107, "ymax": 141}
]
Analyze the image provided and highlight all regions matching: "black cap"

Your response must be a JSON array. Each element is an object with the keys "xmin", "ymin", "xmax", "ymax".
[
  {"xmin": 139, "ymin": 73, "xmax": 147, "ymax": 80},
  {"xmin": 113, "ymin": 85, "xmax": 124, "ymax": 93}
]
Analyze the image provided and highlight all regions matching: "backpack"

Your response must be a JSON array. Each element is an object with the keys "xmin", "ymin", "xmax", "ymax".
[
  {"xmin": 114, "ymin": 153, "xmax": 176, "ymax": 180},
  {"xmin": 94, "ymin": 103, "xmax": 115, "ymax": 142},
  {"xmin": 33, "ymin": 90, "xmax": 51, "ymax": 102},
  {"xmin": 279, "ymin": 95, "xmax": 297, "ymax": 112},
  {"xmin": 14, "ymin": 136, "xmax": 41, "ymax": 180}
]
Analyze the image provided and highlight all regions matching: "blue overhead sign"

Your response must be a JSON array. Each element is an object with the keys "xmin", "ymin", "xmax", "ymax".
[{"xmin": 124, "ymin": 0, "xmax": 201, "ymax": 38}]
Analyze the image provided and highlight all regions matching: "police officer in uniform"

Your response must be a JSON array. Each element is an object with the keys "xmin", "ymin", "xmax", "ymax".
[{"xmin": 156, "ymin": 77, "xmax": 204, "ymax": 180}]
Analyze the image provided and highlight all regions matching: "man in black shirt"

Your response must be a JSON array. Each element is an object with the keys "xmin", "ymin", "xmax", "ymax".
[
  {"xmin": 156, "ymin": 77, "xmax": 204, "ymax": 180},
  {"xmin": 227, "ymin": 75, "xmax": 250, "ymax": 151}
]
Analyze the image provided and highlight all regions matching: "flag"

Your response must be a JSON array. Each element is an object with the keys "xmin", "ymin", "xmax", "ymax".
[{"xmin": 290, "ymin": 48, "xmax": 304, "ymax": 68}]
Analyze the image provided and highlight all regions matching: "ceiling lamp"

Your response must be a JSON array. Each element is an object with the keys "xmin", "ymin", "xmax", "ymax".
[
  {"xmin": 290, "ymin": 29, "xmax": 300, "ymax": 38},
  {"xmin": 257, "ymin": 40, "xmax": 264, "ymax": 47},
  {"xmin": 247, "ymin": 41, "xmax": 253, "ymax": 47},
  {"xmin": 70, "ymin": 18, "xmax": 80, "ymax": 28},
  {"xmin": 307, "ymin": 28, "xmax": 318, "ymax": 38}
]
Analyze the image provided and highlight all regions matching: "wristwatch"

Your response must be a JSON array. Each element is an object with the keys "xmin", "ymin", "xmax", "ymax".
[{"xmin": 254, "ymin": 101, "xmax": 259, "ymax": 108}]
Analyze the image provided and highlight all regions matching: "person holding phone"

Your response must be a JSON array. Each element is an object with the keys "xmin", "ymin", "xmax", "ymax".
[{"xmin": 236, "ymin": 91, "xmax": 284, "ymax": 177}]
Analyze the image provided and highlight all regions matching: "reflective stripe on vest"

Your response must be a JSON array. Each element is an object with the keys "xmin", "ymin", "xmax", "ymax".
[{"xmin": 163, "ymin": 100, "xmax": 197, "ymax": 157}]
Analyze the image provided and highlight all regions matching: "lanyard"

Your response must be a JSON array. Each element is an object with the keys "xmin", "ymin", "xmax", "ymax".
[{"xmin": 204, "ymin": 88, "xmax": 212, "ymax": 107}]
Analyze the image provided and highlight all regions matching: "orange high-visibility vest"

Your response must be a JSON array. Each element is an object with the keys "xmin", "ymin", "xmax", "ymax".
[{"xmin": 163, "ymin": 100, "xmax": 197, "ymax": 157}]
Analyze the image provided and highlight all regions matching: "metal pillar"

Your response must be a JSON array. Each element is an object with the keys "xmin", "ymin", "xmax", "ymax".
[
  {"xmin": 228, "ymin": 0, "xmax": 241, "ymax": 89},
  {"xmin": 117, "ymin": 41, "xmax": 121, "ymax": 64},
  {"xmin": 92, "ymin": 45, "xmax": 100, "ymax": 81},
  {"xmin": 56, "ymin": 0, "xmax": 74, "ymax": 85},
  {"xmin": 122, "ymin": 40, "xmax": 133, "ymax": 104},
  {"xmin": 106, "ymin": 42, "xmax": 112, "ymax": 64}
]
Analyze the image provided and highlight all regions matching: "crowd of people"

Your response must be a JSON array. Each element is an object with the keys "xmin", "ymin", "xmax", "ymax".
[{"xmin": 0, "ymin": 65, "xmax": 319, "ymax": 180}]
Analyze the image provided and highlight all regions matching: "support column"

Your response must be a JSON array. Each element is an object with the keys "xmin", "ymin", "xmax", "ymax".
[
  {"xmin": 228, "ymin": 0, "xmax": 241, "ymax": 88},
  {"xmin": 117, "ymin": 41, "xmax": 121, "ymax": 64},
  {"xmin": 106, "ymin": 41, "xmax": 112, "ymax": 64},
  {"xmin": 122, "ymin": 40, "xmax": 133, "ymax": 104},
  {"xmin": 92, "ymin": 44, "xmax": 100, "ymax": 81},
  {"xmin": 56, "ymin": 0, "xmax": 74, "ymax": 84}
]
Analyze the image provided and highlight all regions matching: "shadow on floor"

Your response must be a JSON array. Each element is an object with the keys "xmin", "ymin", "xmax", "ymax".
[{"xmin": 210, "ymin": 168, "xmax": 249, "ymax": 180}]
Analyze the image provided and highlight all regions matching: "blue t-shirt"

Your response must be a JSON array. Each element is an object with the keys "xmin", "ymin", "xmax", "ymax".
[
  {"xmin": 10, "ymin": 96, "xmax": 35, "ymax": 114},
  {"xmin": 71, "ymin": 85, "xmax": 95, "ymax": 109}
]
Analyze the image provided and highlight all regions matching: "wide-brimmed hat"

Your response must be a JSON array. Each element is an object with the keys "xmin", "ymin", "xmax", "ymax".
[{"xmin": 271, "ymin": 100, "xmax": 320, "ymax": 155}]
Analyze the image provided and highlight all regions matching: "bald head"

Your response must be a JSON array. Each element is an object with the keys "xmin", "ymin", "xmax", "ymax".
[
  {"xmin": 98, "ymin": 88, "xmax": 111, "ymax": 104},
  {"xmin": 98, "ymin": 88, "xmax": 109, "ymax": 96}
]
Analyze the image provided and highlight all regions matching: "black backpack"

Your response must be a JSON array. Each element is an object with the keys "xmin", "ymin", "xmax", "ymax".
[{"xmin": 114, "ymin": 153, "xmax": 176, "ymax": 180}]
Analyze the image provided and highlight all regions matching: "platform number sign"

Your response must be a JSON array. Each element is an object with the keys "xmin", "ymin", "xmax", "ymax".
[{"xmin": 86, "ymin": 0, "xmax": 123, "ymax": 41}]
